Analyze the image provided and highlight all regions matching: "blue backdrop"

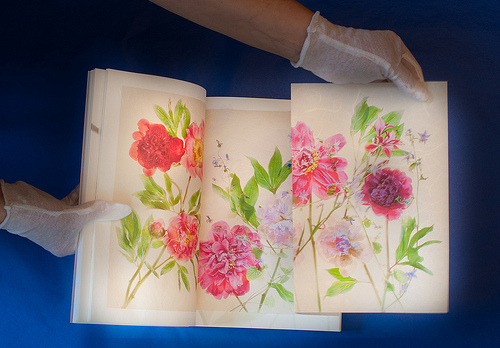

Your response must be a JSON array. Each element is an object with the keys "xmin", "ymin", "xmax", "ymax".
[{"xmin": 1, "ymin": 0, "xmax": 499, "ymax": 346}]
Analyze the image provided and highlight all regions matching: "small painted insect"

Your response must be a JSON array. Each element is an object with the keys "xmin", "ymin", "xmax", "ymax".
[{"xmin": 206, "ymin": 216, "xmax": 213, "ymax": 223}]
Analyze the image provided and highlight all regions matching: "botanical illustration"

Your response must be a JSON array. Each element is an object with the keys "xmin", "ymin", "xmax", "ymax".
[
  {"xmin": 293, "ymin": 97, "xmax": 443, "ymax": 312},
  {"xmin": 116, "ymin": 99, "xmax": 203, "ymax": 308},
  {"xmin": 199, "ymin": 141, "xmax": 295, "ymax": 312}
]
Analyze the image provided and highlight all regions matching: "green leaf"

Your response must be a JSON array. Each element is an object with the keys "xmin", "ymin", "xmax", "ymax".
[
  {"xmin": 173, "ymin": 99, "xmax": 184, "ymax": 130},
  {"xmin": 116, "ymin": 226, "xmax": 134, "ymax": 261},
  {"xmin": 178, "ymin": 264, "xmax": 189, "ymax": 274},
  {"xmin": 351, "ymin": 98, "xmax": 368, "ymax": 134},
  {"xmin": 263, "ymin": 294, "xmax": 275, "ymax": 308},
  {"xmin": 243, "ymin": 176, "xmax": 259, "ymax": 207},
  {"xmin": 247, "ymin": 157, "xmax": 273, "ymax": 192},
  {"xmin": 246, "ymin": 266, "xmax": 262, "ymax": 280},
  {"xmin": 327, "ymin": 268, "xmax": 357, "ymax": 282},
  {"xmin": 164, "ymin": 173, "xmax": 174, "ymax": 198},
  {"xmin": 188, "ymin": 189, "xmax": 201, "ymax": 213},
  {"xmin": 268, "ymin": 147, "xmax": 283, "ymax": 187},
  {"xmin": 325, "ymin": 281, "xmax": 357, "ymax": 298},
  {"xmin": 407, "ymin": 247, "xmax": 424, "ymax": 264},
  {"xmin": 270, "ymin": 283, "xmax": 294, "ymax": 303},
  {"xmin": 154, "ymin": 104, "xmax": 176, "ymax": 135},
  {"xmin": 179, "ymin": 269, "xmax": 190, "ymax": 292},
  {"xmin": 122, "ymin": 210, "xmax": 141, "ymax": 248},
  {"xmin": 152, "ymin": 240, "xmax": 165, "ymax": 249},
  {"xmin": 395, "ymin": 217, "xmax": 416, "ymax": 262},
  {"xmin": 350, "ymin": 98, "xmax": 382, "ymax": 135},
  {"xmin": 161, "ymin": 260, "xmax": 176, "ymax": 275},
  {"xmin": 385, "ymin": 282, "xmax": 395, "ymax": 293},
  {"xmin": 408, "ymin": 225, "xmax": 434, "ymax": 249},
  {"xmin": 391, "ymin": 149, "xmax": 408, "ymax": 157},
  {"xmin": 276, "ymin": 161, "xmax": 292, "ymax": 189},
  {"xmin": 137, "ymin": 215, "xmax": 153, "ymax": 259},
  {"xmin": 373, "ymin": 242, "xmax": 382, "ymax": 254},
  {"xmin": 212, "ymin": 184, "xmax": 230, "ymax": 203},
  {"xmin": 393, "ymin": 269, "xmax": 407, "ymax": 283},
  {"xmin": 416, "ymin": 240, "xmax": 442, "ymax": 250},
  {"xmin": 181, "ymin": 107, "xmax": 191, "ymax": 139},
  {"xmin": 252, "ymin": 247, "xmax": 263, "ymax": 260},
  {"xmin": 141, "ymin": 175, "xmax": 165, "ymax": 197},
  {"xmin": 382, "ymin": 110, "xmax": 403, "ymax": 127},
  {"xmin": 399, "ymin": 261, "xmax": 433, "ymax": 275}
]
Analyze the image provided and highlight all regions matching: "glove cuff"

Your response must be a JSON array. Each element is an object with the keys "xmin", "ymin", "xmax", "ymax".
[{"xmin": 291, "ymin": 11, "xmax": 321, "ymax": 69}]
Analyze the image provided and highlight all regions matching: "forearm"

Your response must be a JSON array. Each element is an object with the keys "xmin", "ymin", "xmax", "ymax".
[
  {"xmin": 0, "ymin": 184, "xmax": 6, "ymax": 224},
  {"xmin": 150, "ymin": 0, "xmax": 313, "ymax": 62}
]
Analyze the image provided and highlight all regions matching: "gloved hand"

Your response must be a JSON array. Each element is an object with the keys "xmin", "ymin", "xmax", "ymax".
[
  {"xmin": 0, "ymin": 180, "xmax": 131, "ymax": 257},
  {"xmin": 292, "ymin": 12, "xmax": 430, "ymax": 102}
]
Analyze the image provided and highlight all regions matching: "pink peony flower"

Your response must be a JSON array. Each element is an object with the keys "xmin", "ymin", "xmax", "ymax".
[
  {"xmin": 198, "ymin": 221, "xmax": 262, "ymax": 299},
  {"xmin": 256, "ymin": 191, "xmax": 293, "ymax": 248},
  {"xmin": 364, "ymin": 118, "xmax": 403, "ymax": 157},
  {"xmin": 163, "ymin": 212, "xmax": 199, "ymax": 262},
  {"xmin": 129, "ymin": 119, "xmax": 185, "ymax": 176},
  {"xmin": 181, "ymin": 121, "xmax": 204, "ymax": 179},
  {"xmin": 318, "ymin": 220, "xmax": 372, "ymax": 276},
  {"xmin": 361, "ymin": 167, "xmax": 413, "ymax": 220},
  {"xmin": 292, "ymin": 121, "xmax": 348, "ymax": 206}
]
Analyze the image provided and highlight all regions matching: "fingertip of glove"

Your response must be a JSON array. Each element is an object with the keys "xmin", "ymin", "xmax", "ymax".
[{"xmin": 96, "ymin": 201, "xmax": 132, "ymax": 222}]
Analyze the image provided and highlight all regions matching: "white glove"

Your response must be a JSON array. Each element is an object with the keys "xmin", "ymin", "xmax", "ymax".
[
  {"xmin": 292, "ymin": 12, "xmax": 430, "ymax": 101},
  {"xmin": 0, "ymin": 180, "xmax": 131, "ymax": 257}
]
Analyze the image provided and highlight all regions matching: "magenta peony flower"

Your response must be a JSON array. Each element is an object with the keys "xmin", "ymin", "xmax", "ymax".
[
  {"xmin": 181, "ymin": 121, "xmax": 204, "ymax": 179},
  {"xmin": 361, "ymin": 167, "xmax": 413, "ymax": 220},
  {"xmin": 129, "ymin": 119, "xmax": 185, "ymax": 176},
  {"xmin": 163, "ymin": 212, "xmax": 199, "ymax": 262},
  {"xmin": 364, "ymin": 118, "xmax": 403, "ymax": 157},
  {"xmin": 318, "ymin": 220, "xmax": 372, "ymax": 276},
  {"xmin": 198, "ymin": 221, "xmax": 262, "ymax": 299},
  {"xmin": 292, "ymin": 121, "xmax": 348, "ymax": 207}
]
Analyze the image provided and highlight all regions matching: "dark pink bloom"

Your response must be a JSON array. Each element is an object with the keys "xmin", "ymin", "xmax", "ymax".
[
  {"xmin": 181, "ymin": 121, "xmax": 204, "ymax": 179},
  {"xmin": 361, "ymin": 167, "xmax": 413, "ymax": 220},
  {"xmin": 292, "ymin": 121, "xmax": 348, "ymax": 206},
  {"xmin": 198, "ymin": 221, "xmax": 262, "ymax": 299},
  {"xmin": 130, "ymin": 119, "xmax": 185, "ymax": 176},
  {"xmin": 364, "ymin": 118, "xmax": 403, "ymax": 158},
  {"xmin": 163, "ymin": 212, "xmax": 199, "ymax": 262}
]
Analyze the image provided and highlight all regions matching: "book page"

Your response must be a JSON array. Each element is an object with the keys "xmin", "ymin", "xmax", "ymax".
[
  {"xmin": 73, "ymin": 69, "xmax": 206, "ymax": 326},
  {"xmin": 196, "ymin": 97, "xmax": 340, "ymax": 331},
  {"xmin": 291, "ymin": 83, "xmax": 449, "ymax": 313}
]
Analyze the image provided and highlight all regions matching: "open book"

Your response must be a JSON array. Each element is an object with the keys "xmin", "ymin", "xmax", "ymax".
[{"xmin": 71, "ymin": 69, "xmax": 448, "ymax": 330}]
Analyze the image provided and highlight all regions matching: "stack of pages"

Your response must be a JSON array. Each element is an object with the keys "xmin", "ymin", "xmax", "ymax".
[{"xmin": 72, "ymin": 69, "xmax": 448, "ymax": 330}]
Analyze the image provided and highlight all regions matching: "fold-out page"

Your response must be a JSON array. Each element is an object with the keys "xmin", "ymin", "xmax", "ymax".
[
  {"xmin": 72, "ymin": 69, "xmax": 206, "ymax": 325},
  {"xmin": 291, "ymin": 83, "xmax": 449, "ymax": 313},
  {"xmin": 197, "ymin": 97, "xmax": 340, "ymax": 331}
]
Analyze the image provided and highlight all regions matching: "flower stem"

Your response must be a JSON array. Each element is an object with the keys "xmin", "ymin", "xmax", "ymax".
[
  {"xmin": 122, "ymin": 245, "xmax": 168, "ymax": 308},
  {"xmin": 258, "ymin": 255, "xmax": 282, "ymax": 312},
  {"xmin": 235, "ymin": 296, "xmax": 248, "ymax": 312},
  {"xmin": 363, "ymin": 263, "xmax": 381, "ymax": 306}
]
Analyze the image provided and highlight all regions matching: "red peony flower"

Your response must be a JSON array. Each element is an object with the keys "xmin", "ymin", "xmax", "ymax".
[
  {"xmin": 163, "ymin": 212, "xmax": 199, "ymax": 262},
  {"xmin": 198, "ymin": 221, "xmax": 262, "ymax": 299},
  {"xmin": 292, "ymin": 121, "xmax": 348, "ymax": 206},
  {"xmin": 181, "ymin": 121, "xmax": 204, "ymax": 179},
  {"xmin": 129, "ymin": 119, "xmax": 185, "ymax": 176},
  {"xmin": 361, "ymin": 167, "xmax": 413, "ymax": 220}
]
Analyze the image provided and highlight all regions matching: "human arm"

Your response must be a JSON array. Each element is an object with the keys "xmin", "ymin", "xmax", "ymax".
[
  {"xmin": 0, "ymin": 180, "xmax": 131, "ymax": 257},
  {"xmin": 150, "ymin": 0, "xmax": 429, "ymax": 101}
]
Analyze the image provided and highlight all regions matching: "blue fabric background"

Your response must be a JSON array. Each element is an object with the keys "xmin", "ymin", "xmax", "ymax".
[{"xmin": 1, "ymin": 0, "xmax": 499, "ymax": 346}]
